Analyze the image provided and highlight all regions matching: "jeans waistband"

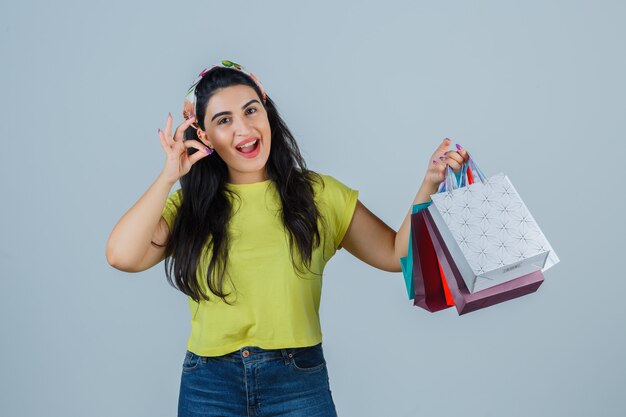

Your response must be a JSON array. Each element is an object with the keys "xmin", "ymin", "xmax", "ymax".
[{"xmin": 188, "ymin": 342, "xmax": 323, "ymax": 365}]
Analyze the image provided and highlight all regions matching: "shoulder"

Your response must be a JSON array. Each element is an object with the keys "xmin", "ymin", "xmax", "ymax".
[
  {"xmin": 308, "ymin": 172, "xmax": 355, "ymax": 195},
  {"xmin": 309, "ymin": 172, "xmax": 359, "ymax": 208},
  {"xmin": 162, "ymin": 188, "xmax": 183, "ymax": 229},
  {"xmin": 166, "ymin": 188, "xmax": 183, "ymax": 206},
  {"xmin": 308, "ymin": 172, "xmax": 360, "ymax": 250}
]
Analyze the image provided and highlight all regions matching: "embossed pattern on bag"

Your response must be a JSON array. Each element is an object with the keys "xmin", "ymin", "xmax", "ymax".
[{"xmin": 429, "ymin": 172, "xmax": 559, "ymax": 293}]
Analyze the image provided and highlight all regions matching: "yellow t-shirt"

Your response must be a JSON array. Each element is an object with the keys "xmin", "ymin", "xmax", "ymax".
[{"xmin": 161, "ymin": 173, "xmax": 359, "ymax": 356}]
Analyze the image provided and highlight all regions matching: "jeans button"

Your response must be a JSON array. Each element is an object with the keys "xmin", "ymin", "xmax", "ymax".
[{"xmin": 242, "ymin": 349, "xmax": 250, "ymax": 358}]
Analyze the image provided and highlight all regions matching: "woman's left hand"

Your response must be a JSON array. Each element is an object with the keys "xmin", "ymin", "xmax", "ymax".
[{"xmin": 423, "ymin": 138, "xmax": 469, "ymax": 186}]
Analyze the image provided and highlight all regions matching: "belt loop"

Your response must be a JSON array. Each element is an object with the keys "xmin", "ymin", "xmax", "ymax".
[{"xmin": 280, "ymin": 348, "xmax": 291, "ymax": 365}]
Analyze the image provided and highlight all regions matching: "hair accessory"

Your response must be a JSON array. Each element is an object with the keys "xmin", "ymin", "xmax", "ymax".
[{"xmin": 183, "ymin": 59, "xmax": 267, "ymax": 131}]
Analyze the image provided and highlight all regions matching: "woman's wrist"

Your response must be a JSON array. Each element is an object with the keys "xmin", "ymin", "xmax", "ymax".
[
  {"xmin": 414, "ymin": 179, "xmax": 440, "ymax": 205},
  {"xmin": 157, "ymin": 171, "xmax": 178, "ymax": 189}
]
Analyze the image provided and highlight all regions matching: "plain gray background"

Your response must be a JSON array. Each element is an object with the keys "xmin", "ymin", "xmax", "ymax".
[{"xmin": 1, "ymin": 1, "xmax": 624, "ymax": 416}]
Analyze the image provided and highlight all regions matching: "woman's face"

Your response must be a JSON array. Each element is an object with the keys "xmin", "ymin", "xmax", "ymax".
[{"xmin": 197, "ymin": 84, "xmax": 271, "ymax": 184}]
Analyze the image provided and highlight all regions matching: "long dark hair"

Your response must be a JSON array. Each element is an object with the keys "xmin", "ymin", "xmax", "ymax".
[{"xmin": 163, "ymin": 67, "xmax": 329, "ymax": 305}]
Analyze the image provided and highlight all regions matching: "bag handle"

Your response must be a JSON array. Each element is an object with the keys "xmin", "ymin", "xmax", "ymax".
[{"xmin": 437, "ymin": 150, "xmax": 488, "ymax": 192}]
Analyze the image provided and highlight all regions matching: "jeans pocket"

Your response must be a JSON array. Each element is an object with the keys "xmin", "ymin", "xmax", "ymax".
[
  {"xmin": 290, "ymin": 344, "xmax": 326, "ymax": 373},
  {"xmin": 182, "ymin": 350, "xmax": 202, "ymax": 373}
]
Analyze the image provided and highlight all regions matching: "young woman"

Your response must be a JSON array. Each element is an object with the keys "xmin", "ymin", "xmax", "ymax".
[{"xmin": 106, "ymin": 60, "xmax": 468, "ymax": 417}]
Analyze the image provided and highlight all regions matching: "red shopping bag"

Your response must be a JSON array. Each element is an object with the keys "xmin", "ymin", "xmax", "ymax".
[
  {"xmin": 411, "ymin": 209, "xmax": 454, "ymax": 312},
  {"xmin": 439, "ymin": 260, "xmax": 454, "ymax": 306}
]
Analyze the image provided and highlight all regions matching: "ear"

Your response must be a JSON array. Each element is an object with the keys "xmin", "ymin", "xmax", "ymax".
[{"xmin": 196, "ymin": 128, "xmax": 213, "ymax": 148}]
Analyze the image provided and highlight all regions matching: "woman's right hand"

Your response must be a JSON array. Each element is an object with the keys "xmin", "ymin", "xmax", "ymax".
[{"xmin": 158, "ymin": 113, "xmax": 212, "ymax": 185}]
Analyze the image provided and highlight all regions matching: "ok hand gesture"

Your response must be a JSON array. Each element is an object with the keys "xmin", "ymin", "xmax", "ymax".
[{"xmin": 158, "ymin": 113, "xmax": 212, "ymax": 185}]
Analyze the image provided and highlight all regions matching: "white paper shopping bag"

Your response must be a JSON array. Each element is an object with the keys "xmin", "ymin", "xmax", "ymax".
[{"xmin": 427, "ymin": 159, "xmax": 559, "ymax": 293}]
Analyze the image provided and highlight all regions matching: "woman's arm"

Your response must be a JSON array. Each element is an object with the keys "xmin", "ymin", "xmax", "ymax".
[
  {"xmin": 105, "ymin": 173, "xmax": 175, "ymax": 272},
  {"xmin": 339, "ymin": 139, "xmax": 467, "ymax": 273},
  {"xmin": 106, "ymin": 114, "xmax": 210, "ymax": 272},
  {"xmin": 338, "ymin": 180, "xmax": 435, "ymax": 273},
  {"xmin": 339, "ymin": 199, "xmax": 400, "ymax": 272},
  {"xmin": 393, "ymin": 180, "xmax": 440, "ymax": 261}
]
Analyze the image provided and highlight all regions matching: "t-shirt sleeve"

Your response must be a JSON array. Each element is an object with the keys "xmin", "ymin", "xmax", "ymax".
[
  {"xmin": 161, "ymin": 188, "xmax": 182, "ymax": 230},
  {"xmin": 318, "ymin": 175, "xmax": 359, "ymax": 251}
]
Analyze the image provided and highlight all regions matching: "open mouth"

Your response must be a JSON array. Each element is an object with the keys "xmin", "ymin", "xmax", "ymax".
[{"xmin": 235, "ymin": 139, "xmax": 260, "ymax": 157}]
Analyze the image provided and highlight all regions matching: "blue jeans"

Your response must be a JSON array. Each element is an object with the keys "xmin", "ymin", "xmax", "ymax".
[{"xmin": 178, "ymin": 342, "xmax": 338, "ymax": 416}]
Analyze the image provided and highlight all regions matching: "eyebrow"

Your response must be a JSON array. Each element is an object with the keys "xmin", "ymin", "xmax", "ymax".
[{"xmin": 211, "ymin": 99, "xmax": 260, "ymax": 122}]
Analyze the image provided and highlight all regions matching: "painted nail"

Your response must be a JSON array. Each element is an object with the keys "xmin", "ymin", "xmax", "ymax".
[
  {"xmin": 433, "ymin": 160, "xmax": 437, "ymax": 164},
  {"xmin": 439, "ymin": 156, "xmax": 445, "ymax": 160},
  {"xmin": 158, "ymin": 128, "xmax": 161, "ymax": 133},
  {"xmin": 168, "ymin": 112, "xmax": 172, "ymax": 118},
  {"xmin": 205, "ymin": 147, "xmax": 211, "ymax": 154},
  {"xmin": 456, "ymin": 144, "xmax": 464, "ymax": 150}
]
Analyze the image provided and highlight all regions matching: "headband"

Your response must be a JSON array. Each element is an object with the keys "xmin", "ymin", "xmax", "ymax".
[{"xmin": 182, "ymin": 59, "xmax": 267, "ymax": 131}]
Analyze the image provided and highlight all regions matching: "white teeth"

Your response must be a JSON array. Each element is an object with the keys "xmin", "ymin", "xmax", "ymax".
[{"xmin": 236, "ymin": 139, "xmax": 258, "ymax": 149}]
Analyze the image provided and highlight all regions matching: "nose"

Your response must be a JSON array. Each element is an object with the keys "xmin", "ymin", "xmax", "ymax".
[{"xmin": 232, "ymin": 115, "xmax": 253, "ymax": 137}]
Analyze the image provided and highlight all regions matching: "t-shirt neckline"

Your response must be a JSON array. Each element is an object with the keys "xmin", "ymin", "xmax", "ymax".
[{"xmin": 225, "ymin": 179, "xmax": 272, "ymax": 189}]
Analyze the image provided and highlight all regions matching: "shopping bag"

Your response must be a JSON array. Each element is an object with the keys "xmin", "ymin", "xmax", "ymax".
[
  {"xmin": 424, "ymin": 207, "xmax": 544, "ymax": 315},
  {"xmin": 427, "ymin": 155, "xmax": 559, "ymax": 293},
  {"xmin": 411, "ymin": 208, "xmax": 454, "ymax": 312},
  {"xmin": 401, "ymin": 170, "xmax": 463, "ymax": 303},
  {"xmin": 401, "ymin": 203, "xmax": 425, "ymax": 300}
]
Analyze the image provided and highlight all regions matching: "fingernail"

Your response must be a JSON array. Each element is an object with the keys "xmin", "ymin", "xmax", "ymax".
[
  {"xmin": 158, "ymin": 128, "xmax": 161, "ymax": 133},
  {"xmin": 439, "ymin": 156, "xmax": 445, "ymax": 161},
  {"xmin": 456, "ymin": 144, "xmax": 464, "ymax": 150},
  {"xmin": 168, "ymin": 112, "xmax": 172, "ymax": 118},
  {"xmin": 205, "ymin": 147, "xmax": 211, "ymax": 154},
  {"xmin": 432, "ymin": 160, "xmax": 437, "ymax": 164}
]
